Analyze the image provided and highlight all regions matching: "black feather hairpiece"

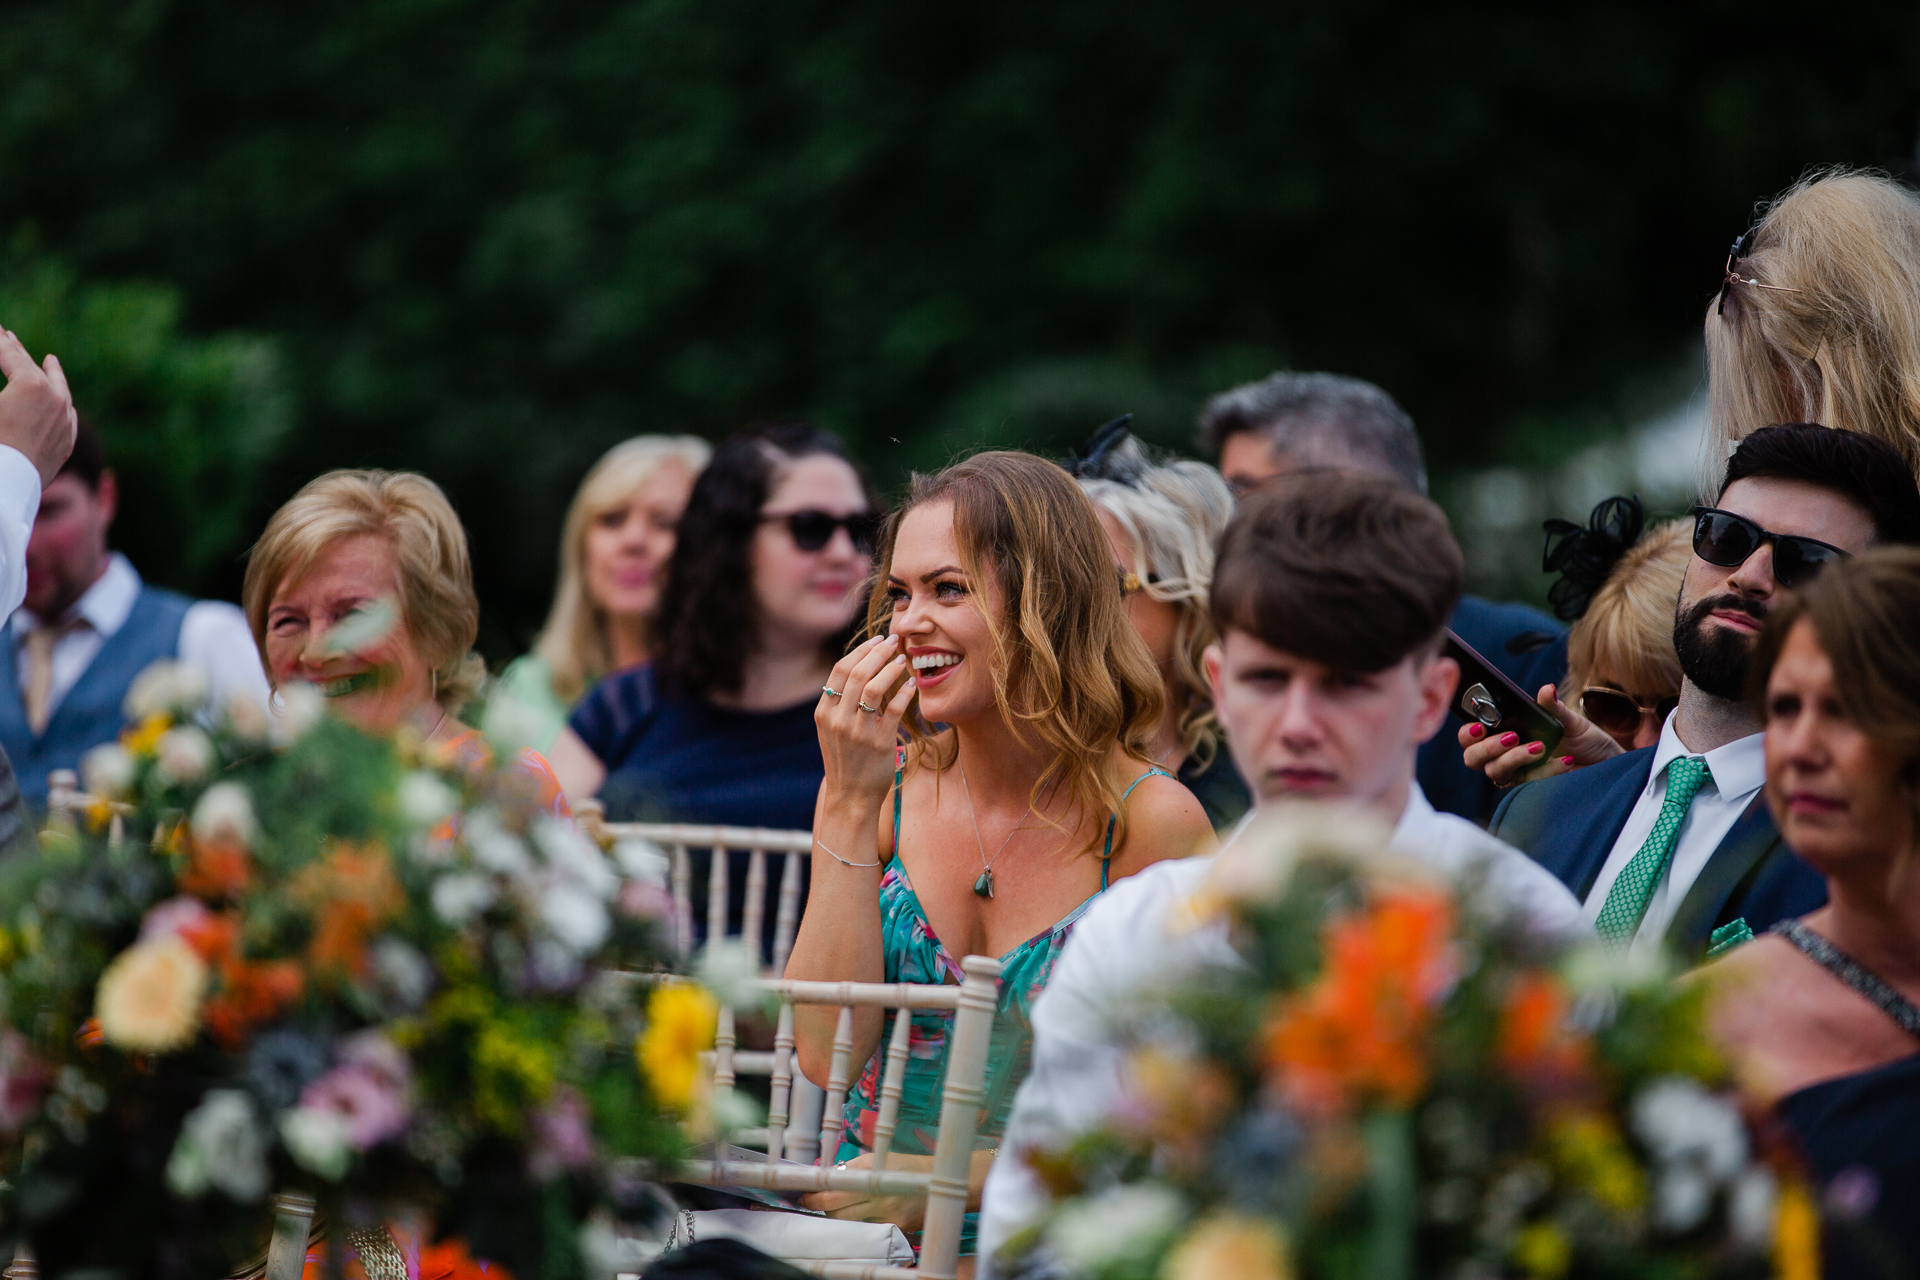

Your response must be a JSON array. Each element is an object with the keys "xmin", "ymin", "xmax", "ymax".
[
  {"xmin": 1541, "ymin": 494, "xmax": 1646, "ymax": 622},
  {"xmin": 1064, "ymin": 414, "xmax": 1137, "ymax": 480}
]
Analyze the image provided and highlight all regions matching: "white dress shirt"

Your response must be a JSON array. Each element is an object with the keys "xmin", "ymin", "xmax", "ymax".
[
  {"xmin": 9, "ymin": 553, "xmax": 270, "ymax": 722},
  {"xmin": 974, "ymin": 783, "xmax": 1588, "ymax": 1272},
  {"xmin": 0, "ymin": 447, "xmax": 40, "ymax": 624},
  {"xmin": 1579, "ymin": 716, "xmax": 1765, "ymax": 955}
]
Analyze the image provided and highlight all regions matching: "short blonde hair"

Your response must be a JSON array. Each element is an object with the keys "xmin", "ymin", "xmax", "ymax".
[
  {"xmin": 1566, "ymin": 519, "xmax": 1689, "ymax": 704},
  {"xmin": 534, "ymin": 435, "xmax": 710, "ymax": 703},
  {"xmin": 1080, "ymin": 452, "xmax": 1234, "ymax": 767},
  {"xmin": 1706, "ymin": 168, "xmax": 1920, "ymax": 480},
  {"xmin": 243, "ymin": 470, "xmax": 485, "ymax": 710}
]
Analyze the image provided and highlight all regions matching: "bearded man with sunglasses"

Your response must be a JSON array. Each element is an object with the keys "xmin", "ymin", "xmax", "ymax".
[{"xmin": 1489, "ymin": 424, "xmax": 1920, "ymax": 962}]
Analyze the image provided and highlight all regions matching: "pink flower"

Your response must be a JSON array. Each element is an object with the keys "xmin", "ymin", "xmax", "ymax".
[
  {"xmin": 139, "ymin": 895, "xmax": 213, "ymax": 944},
  {"xmin": 300, "ymin": 1062, "xmax": 409, "ymax": 1150},
  {"xmin": 529, "ymin": 1085, "xmax": 595, "ymax": 1179},
  {"xmin": 0, "ymin": 1029, "xmax": 48, "ymax": 1134},
  {"xmin": 618, "ymin": 879, "xmax": 672, "ymax": 922}
]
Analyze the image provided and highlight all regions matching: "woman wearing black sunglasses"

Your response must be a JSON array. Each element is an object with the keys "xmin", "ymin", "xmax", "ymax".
[{"xmin": 551, "ymin": 419, "xmax": 877, "ymax": 855}]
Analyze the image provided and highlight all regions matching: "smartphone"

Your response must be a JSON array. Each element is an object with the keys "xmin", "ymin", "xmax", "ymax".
[{"xmin": 1442, "ymin": 630, "xmax": 1565, "ymax": 758}]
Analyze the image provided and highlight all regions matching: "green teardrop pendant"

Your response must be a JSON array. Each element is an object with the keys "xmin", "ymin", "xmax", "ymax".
[{"xmin": 973, "ymin": 868, "xmax": 994, "ymax": 898}]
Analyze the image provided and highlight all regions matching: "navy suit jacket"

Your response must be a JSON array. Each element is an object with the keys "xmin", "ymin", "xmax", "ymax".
[
  {"xmin": 1488, "ymin": 746, "xmax": 1827, "ymax": 961},
  {"xmin": 1418, "ymin": 595, "xmax": 1568, "ymax": 827}
]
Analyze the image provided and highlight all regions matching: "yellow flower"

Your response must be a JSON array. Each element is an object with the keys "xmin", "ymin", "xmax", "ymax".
[
  {"xmin": 1547, "ymin": 1113, "xmax": 1644, "ymax": 1213},
  {"xmin": 1774, "ymin": 1177, "xmax": 1820, "ymax": 1280},
  {"xmin": 0, "ymin": 926, "xmax": 14, "ymax": 968},
  {"xmin": 94, "ymin": 936, "xmax": 208, "ymax": 1052},
  {"xmin": 121, "ymin": 712, "xmax": 172, "ymax": 758},
  {"xmin": 1512, "ymin": 1222, "xmax": 1572, "ymax": 1279},
  {"xmin": 1161, "ymin": 1214, "xmax": 1291, "ymax": 1280},
  {"xmin": 637, "ymin": 984, "xmax": 718, "ymax": 1111}
]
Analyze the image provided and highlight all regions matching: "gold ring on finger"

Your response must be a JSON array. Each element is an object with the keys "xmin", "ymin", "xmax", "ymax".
[{"xmin": 857, "ymin": 700, "xmax": 879, "ymax": 713}]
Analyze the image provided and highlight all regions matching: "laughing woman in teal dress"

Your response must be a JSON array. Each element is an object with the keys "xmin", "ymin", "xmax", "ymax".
[{"xmin": 785, "ymin": 452, "xmax": 1215, "ymax": 1271}]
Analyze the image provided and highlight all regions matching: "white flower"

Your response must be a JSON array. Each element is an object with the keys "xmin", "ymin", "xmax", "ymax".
[
  {"xmin": 613, "ymin": 838, "xmax": 671, "ymax": 887},
  {"xmin": 269, "ymin": 682, "xmax": 326, "ymax": 744},
  {"xmin": 540, "ymin": 881, "xmax": 611, "ymax": 953},
  {"xmin": 1197, "ymin": 801, "xmax": 1399, "ymax": 909},
  {"xmin": 398, "ymin": 771, "xmax": 460, "ymax": 827},
  {"xmin": 319, "ymin": 595, "xmax": 398, "ymax": 657},
  {"xmin": 1728, "ymin": 1165, "xmax": 1779, "ymax": 1250},
  {"xmin": 1650, "ymin": 1166, "xmax": 1714, "ymax": 1233},
  {"xmin": 695, "ymin": 940, "xmax": 764, "ymax": 1009},
  {"xmin": 465, "ymin": 809, "xmax": 532, "ymax": 875},
  {"xmin": 154, "ymin": 725, "xmax": 215, "ymax": 785},
  {"xmin": 80, "ymin": 743, "xmax": 136, "ymax": 799},
  {"xmin": 431, "ymin": 873, "xmax": 497, "ymax": 925},
  {"xmin": 1043, "ymin": 1182, "xmax": 1185, "ymax": 1268},
  {"xmin": 279, "ymin": 1106, "xmax": 352, "ymax": 1180},
  {"xmin": 1631, "ymin": 1076, "xmax": 1748, "ymax": 1181},
  {"xmin": 223, "ymin": 691, "xmax": 271, "ymax": 742},
  {"xmin": 125, "ymin": 660, "xmax": 210, "ymax": 720},
  {"xmin": 190, "ymin": 782, "xmax": 259, "ymax": 847},
  {"xmin": 371, "ymin": 937, "xmax": 434, "ymax": 1011},
  {"xmin": 166, "ymin": 1089, "xmax": 268, "ymax": 1201},
  {"xmin": 1562, "ymin": 941, "xmax": 1674, "ymax": 997},
  {"xmin": 534, "ymin": 815, "xmax": 618, "ymax": 898}
]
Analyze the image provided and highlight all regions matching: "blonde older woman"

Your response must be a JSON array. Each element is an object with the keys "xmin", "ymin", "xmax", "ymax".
[
  {"xmin": 1071, "ymin": 424, "xmax": 1247, "ymax": 828},
  {"xmin": 244, "ymin": 469, "xmax": 565, "ymax": 806},
  {"xmin": 483, "ymin": 435, "xmax": 708, "ymax": 755}
]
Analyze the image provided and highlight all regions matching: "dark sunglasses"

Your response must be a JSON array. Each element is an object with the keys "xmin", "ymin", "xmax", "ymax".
[
  {"xmin": 760, "ymin": 508, "xmax": 879, "ymax": 555},
  {"xmin": 1690, "ymin": 506, "xmax": 1849, "ymax": 589},
  {"xmin": 1716, "ymin": 230, "xmax": 1803, "ymax": 318},
  {"xmin": 1580, "ymin": 687, "xmax": 1679, "ymax": 740}
]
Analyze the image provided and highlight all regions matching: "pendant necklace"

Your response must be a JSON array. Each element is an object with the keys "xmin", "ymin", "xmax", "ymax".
[{"xmin": 960, "ymin": 762, "xmax": 1034, "ymax": 899}]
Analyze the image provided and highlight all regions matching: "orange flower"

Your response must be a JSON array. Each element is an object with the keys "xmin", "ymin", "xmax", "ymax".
[
  {"xmin": 1497, "ymin": 972, "xmax": 1590, "ymax": 1084},
  {"xmin": 177, "ymin": 911, "xmax": 305, "ymax": 1047},
  {"xmin": 292, "ymin": 842, "xmax": 405, "ymax": 981},
  {"xmin": 419, "ymin": 1238, "xmax": 512, "ymax": 1280},
  {"xmin": 1262, "ymin": 890, "xmax": 1453, "ymax": 1114},
  {"xmin": 179, "ymin": 837, "xmax": 253, "ymax": 901}
]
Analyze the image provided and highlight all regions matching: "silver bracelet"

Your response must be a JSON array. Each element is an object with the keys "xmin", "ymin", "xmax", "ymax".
[{"xmin": 815, "ymin": 836, "xmax": 884, "ymax": 869}]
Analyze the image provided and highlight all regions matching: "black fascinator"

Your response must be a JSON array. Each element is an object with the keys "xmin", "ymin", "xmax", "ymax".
[
  {"xmin": 1541, "ymin": 494, "xmax": 1646, "ymax": 622},
  {"xmin": 1063, "ymin": 414, "xmax": 1143, "ymax": 483}
]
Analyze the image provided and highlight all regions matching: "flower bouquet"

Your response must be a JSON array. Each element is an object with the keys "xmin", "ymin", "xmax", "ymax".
[
  {"xmin": 0, "ymin": 666, "xmax": 695, "ymax": 1278},
  {"xmin": 1007, "ymin": 806, "xmax": 1814, "ymax": 1280}
]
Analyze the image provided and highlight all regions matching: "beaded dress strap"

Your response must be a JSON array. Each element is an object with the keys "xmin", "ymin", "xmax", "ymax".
[
  {"xmin": 1099, "ymin": 767, "xmax": 1173, "ymax": 890},
  {"xmin": 1770, "ymin": 919, "xmax": 1920, "ymax": 1039}
]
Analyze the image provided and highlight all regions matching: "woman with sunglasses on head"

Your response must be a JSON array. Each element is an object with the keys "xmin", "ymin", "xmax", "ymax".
[
  {"xmin": 784, "ymin": 452, "xmax": 1215, "ymax": 1268},
  {"xmin": 1461, "ymin": 499, "xmax": 1690, "ymax": 786},
  {"xmin": 548, "ymin": 420, "xmax": 876, "ymax": 835},
  {"xmin": 1705, "ymin": 549, "xmax": 1920, "ymax": 1278}
]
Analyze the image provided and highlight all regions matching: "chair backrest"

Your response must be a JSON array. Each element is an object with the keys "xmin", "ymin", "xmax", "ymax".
[
  {"xmin": 578, "ymin": 808, "xmax": 813, "ymax": 976},
  {"xmin": 680, "ymin": 955, "xmax": 1005, "ymax": 1280}
]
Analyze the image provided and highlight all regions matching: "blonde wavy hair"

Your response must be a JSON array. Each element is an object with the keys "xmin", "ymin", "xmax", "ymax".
[
  {"xmin": 1706, "ymin": 167, "xmax": 1920, "ymax": 480},
  {"xmin": 866, "ymin": 451, "xmax": 1165, "ymax": 856},
  {"xmin": 1566, "ymin": 519, "xmax": 1689, "ymax": 706},
  {"xmin": 1079, "ymin": 448, "xmax": 1233, "ymax": 768},
  {"xmin": 533, "ymin": 435, "xmax": 710, "ymax": 703},
  {"xmin": 243, "ymin": 470, "xmax": 486, "ymax": 711}
]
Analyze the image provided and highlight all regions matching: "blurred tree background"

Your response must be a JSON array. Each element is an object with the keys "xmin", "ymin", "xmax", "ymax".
[{"xmin": 2, "ymin": 1, "xmax": 1919, "ymax": 655}]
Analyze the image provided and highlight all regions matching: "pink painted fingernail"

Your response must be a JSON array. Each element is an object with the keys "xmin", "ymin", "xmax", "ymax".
[
  {"xmin": 1467, "ymin": 724, "xmax": 1484, "ymax": 739},
  {"xmin": 1499, "ymin": 732, "xmax": 1518, "ymax": 747},
  {"xmin": 1560, "ymin": 756, "xmax": 1575, "ymax": 766},
  {"xmin": 1528, "ymin": 742, "xmax": 1544, "ymax": 754}
]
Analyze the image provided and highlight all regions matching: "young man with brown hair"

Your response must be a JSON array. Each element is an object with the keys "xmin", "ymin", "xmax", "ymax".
[{"xmin": 974, "ymin": 471, "xmax": 1583, "ymax": 1272}]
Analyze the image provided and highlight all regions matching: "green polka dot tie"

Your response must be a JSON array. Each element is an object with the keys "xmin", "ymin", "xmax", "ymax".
[{"xmin": 1594, "ymin": 755, "xmax": 1712, "ymax": 948}]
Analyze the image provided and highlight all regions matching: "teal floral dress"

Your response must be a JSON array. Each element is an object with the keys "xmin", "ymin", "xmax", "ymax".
[{"xmin": 831, "ymin": 763, "xmax": 1169, "ymax": 1250}]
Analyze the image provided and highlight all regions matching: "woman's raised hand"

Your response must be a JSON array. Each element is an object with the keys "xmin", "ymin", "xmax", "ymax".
[
  {"xmin": 816, "ymin": 634, "xmax": 917, "ymax": 802},
  {"xmin": 1457, "ymin": 681, "xmax": 1623, "ymax": 787}
]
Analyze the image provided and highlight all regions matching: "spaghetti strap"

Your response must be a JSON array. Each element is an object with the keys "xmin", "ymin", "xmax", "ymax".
[
  {"xmin": 1772, "ymin": 920, "xmax": 1920, "ymax": 1039},
  {"xmin": 1101, "ymin": 767, "xmax": 1173, "ymax": 888},
  {"xmin": 890, "ymin": 748, "xmax": 905, "ymax": 862}
]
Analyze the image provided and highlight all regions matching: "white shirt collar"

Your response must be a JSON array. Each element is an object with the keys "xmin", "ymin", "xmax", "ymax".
[
  {"xmin": 11, "ymin": 553, "xmax": 142, "ymax": 640},
  {"xmin": 1646, "ymin": 711, "xmax": 1765, "ymax": 803}
]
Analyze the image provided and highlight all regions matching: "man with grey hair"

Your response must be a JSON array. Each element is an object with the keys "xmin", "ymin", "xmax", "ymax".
[{"xmin": 1197, "ymin": 370, "xmax": 1567, "ymax": 824}]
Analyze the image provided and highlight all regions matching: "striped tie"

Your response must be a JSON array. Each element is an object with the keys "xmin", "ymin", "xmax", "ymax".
[{"xmin": 1594, "ymin": 755, "xmax": 1711, "ymax": 947}]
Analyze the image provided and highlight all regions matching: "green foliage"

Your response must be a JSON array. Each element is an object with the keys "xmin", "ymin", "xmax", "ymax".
[{"xmin": 2, "ymin": 3, "xmax": 1920, "ymax": 639}]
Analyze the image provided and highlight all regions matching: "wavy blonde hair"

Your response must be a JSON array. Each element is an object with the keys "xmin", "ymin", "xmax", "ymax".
[
  {"xmin": 243, "ymin": 470, "xmax": 485, "ymax": 711},
  {"xmin": 1566, "ymin": 519, "xmax": 1689, "ymax": 706},
  {"xmin": 533, "ymin": 435, "xmax": 710, "ymax": 703},
  {"xmin": 867, "ymin": 451, "xmax": 1165, "ymax": 856},
  {"xmin": 1706, "ymin": 167, "xmax": 1920, "ymax": 481},
  {"xmin": 1079, "ymin": 448, "xmax": 1233, "ymax": 768}
]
